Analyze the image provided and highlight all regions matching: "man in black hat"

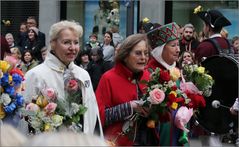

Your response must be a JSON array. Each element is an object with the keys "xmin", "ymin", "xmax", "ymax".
[{"xmin": 194, "ymin": 9, "xmax": 231, "ymax": 62}]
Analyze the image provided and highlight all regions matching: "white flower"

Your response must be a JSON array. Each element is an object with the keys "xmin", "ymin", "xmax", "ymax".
[
  {"xmin": 71, "ymin": 103, "xmax": 79, "ymax": 114},
  {"xmin": 1, "ymin": 93, "xmax": 11, "ymax": 106}
]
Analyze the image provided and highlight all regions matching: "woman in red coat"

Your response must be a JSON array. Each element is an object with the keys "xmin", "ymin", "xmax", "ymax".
[{"xmin": 95, "ymin": 34, "xmax": 157, "ymax": 145}]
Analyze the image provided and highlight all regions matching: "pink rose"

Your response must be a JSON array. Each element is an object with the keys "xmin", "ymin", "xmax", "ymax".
[
  {"xmin": 66, "ymin": 79, "xmax": 79, "ymax": 93},
  {"xmin": 44, "ymin": 102, "xmax": 57, "ymax": 114},
  {"xmin": 45, "ymin": 88, "xmax": 57, "ymax": 101},
  {"xmin": 26, "ymin": 103, "xmax": 40, "ymax": 112},
  {"xmin": 180, "ymin": 82, "xmax": 202, "ymax": 95},
  {"xmin": 174, "ymin": 106, "xmax": 193, "ymax": 132},
  {"xmin": 148, "ymin": 88, "xmax": 165, "ymax": 104}
]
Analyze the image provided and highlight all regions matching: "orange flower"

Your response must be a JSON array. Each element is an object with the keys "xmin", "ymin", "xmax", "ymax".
[{"xmin": 147, "ymin": 120, "xmax": 156, "ymax": 128}]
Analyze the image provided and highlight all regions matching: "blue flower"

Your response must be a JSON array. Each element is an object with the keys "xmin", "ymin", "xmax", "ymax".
[
  {"xmin": 4, "ymin": 85, "xmax": 15, "ymax": 96},
  {"xmin": 12, "ymin": 73, "xmax": 23, "ymax": 87},
  {"xmin": 15, "ymin": 93, "xmax": 24, "ymax": 106},
  {"xmin": 4, "ymin": 102, "xmax": 16, "ymax": 113},
  {"xmin": 1, "ymin": 73, "xmax": 10, "ymax": 87}
]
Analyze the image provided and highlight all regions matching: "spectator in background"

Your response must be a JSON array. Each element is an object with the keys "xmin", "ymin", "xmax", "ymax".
[
  {"xmin": 10, "ymin": 47, "xmax": 23, "ymax": 68},
  {"xmin": 178, "ymin": 51, "xmax": 195, "ymax": 69},
  {"xmin": 179, "ymin": 23, "xmax": 199, "ymax": 56},
  {"xmin": 21, "ymin": 27, "xmax": 44, "ymax": 61},
  {"xmin": 20, "ymin": 50, "xmax": 39, "ymax": 74},
  {"xmin": 40, "ymin": 46, "xmax": 48, "ymax": 63},
  {"xmin": 232, "ymin": 36, "xmax": 239, "ymax": 55},
  {"xmin": 26, "ymin": 16, "xmax": 45, "ymax": 47},
  {"xmin": 85, "ymin": 33, "xmax": 101, "ymax": 52},
  {"xmin": 5, "ymin": 33, "xmax": 17, "ymax": 49},
  {"xmin": 110, "ymin": 25, "xmax": 123, "ymax": 47},
  {"xmin": 101, "ymin": 31, "xmax": 115, "ymax": 71},
  {"xmin": 19, "ymin": 22, "xmax": 28, "ymax": 33},
  {"xmin": 1, "ymin": 35, "xmax": 11, "ymax": 60},
  {"xmin": 17, "ymin": 22, "xmax": 28, "ymax": 49}
]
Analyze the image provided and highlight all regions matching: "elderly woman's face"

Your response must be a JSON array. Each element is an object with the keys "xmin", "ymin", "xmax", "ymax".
[
  {"xmin": 124, "ymin": 40, "xmax": 149, "ymax": 73},
  {"xmin": 51, "ymin": 29, "xmax": 80, "ymax": 65},
  {"xmin": 162, "ymin": 39, "xmax": 180, "ymax": 65}
]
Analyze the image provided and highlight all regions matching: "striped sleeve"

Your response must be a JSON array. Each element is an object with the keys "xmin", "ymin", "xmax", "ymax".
[{"xmin": 104, "ymin": 102, "xmax": 133, "ymax": 126}]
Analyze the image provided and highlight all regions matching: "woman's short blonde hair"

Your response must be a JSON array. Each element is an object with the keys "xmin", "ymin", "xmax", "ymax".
[
  {"xmin": 10, "ymin": 47, "xmax": 22, "ymax": 59},
  {"xmin": 49, "ymin": 20, "xmax": 83, "ymax": 41}
]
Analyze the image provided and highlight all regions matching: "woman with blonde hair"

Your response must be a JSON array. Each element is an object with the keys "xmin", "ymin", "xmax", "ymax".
[{"xmin": 23, "ymin": 20, "xmax": 103, "ymax": 136}]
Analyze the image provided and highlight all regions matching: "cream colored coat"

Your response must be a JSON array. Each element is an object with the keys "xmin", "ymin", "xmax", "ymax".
[{"xmin": 23, "ymin": 53, "xmax": 103, "ymax": 137}]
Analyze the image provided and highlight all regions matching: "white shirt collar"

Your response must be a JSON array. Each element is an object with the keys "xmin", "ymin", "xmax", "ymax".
[{"xmin": 209, "ymin": 33, "xmax": 222, "ymax": 38}]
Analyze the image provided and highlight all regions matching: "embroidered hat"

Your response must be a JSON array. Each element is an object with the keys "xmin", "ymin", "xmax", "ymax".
[
  {"xmin": 197, "ymin": 9, "xmax": 231, "ymax": 28},
  {"xmin": 147, "ymin": 22, "xmax": 179, "ymax": 49}
]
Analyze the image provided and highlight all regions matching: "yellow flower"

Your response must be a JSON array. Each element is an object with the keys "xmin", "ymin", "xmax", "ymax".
[
  {"xmin": 0, "ymin": 104, "xmax": 6, "ymax": 119},
  {"xmin": 170, "ymin": 67, "xmax": 181, "ymax": 81},
  {"xmin": 197, "ymin": 66, "xmax": 205, "ymax": 74},
  {"xmin": 205, "ymin": 74, "xmax": 213, "ymax": 80},
  {"xmin": 44, "ymin": 123, "xmax": 52, "ymax": 131},
  {"xmin": 36, "ymin": 95, "xmax": 49, "ymax": 108},
  {"xmin": 194, "ymin": 5, "xmax": 203, "ymax": 14},
  {"xmin": 0, "ymin": 60, "xmax": 10, "ymax": 73},
  {"xmin": 143, "ymin": 17, "xmax": 150, "ymax": 23},
  {"xmin": 8, "ymin": 75, "xmax": 12, "ymax": 83},
  {"xmin": 171, "ymin": 102, "xmax": 178, "ymax": 110},
  {"xmin": 169, "ymin": 91, "xmax": 177, "ymax": 97},
  {"xmin": 147, "ymin": 120, "xmax": 156, "ymax": 128}
]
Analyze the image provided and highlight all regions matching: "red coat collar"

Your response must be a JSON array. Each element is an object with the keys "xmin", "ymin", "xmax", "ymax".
[{"xmin": 114, "ymin": 62, "xmax": 144, "ymax": 81}]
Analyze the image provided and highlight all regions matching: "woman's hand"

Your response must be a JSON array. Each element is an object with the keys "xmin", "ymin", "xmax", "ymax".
[{"xmin": 130, "ymin": 100, "xmax": 150, "ymax": 117}]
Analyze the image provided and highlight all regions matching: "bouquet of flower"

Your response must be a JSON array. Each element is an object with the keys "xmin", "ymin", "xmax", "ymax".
[
  {"xmin": 56, "ymin": 74, "xmax": 87, "ymax": 133},
  {"xmin": 0, "ymin": 60, "xmax": 24, "ymax": 119},
  {"xmin": 141, "ymin": 67, "xmax": 197, "ymax": 129},
  {"xmin": 182, "ymin": 64, "xmax": 214, "ymax": 97},
  {"xmin": 22, "ymin": 87, "xmax": 63, "ymax": 133},
  {"xmin": 22, "ymin": 70, "xmax": 87, "ymax": 134},
  {"xmin": 133, "ymin": 66, "xmax": 211, "ymax": 144}
]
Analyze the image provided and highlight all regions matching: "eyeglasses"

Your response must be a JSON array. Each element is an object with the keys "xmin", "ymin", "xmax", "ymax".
[{"xmin": 131, "ymin": 50, "xmax": 149, "ymax": 58}]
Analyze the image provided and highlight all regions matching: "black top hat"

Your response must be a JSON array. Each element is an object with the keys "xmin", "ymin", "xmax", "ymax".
[{"xmin": 197, "ymin": 10, "xmax": 231, "ymax": 28}]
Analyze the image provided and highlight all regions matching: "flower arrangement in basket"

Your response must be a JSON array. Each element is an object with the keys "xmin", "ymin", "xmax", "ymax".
[
  {"xmin": 22, "ymin": 70, "xmax": 87, "ymax": 134},
  {"xmin": 0, "ymin": 60, "xmax": 24, "ymax": 119}
]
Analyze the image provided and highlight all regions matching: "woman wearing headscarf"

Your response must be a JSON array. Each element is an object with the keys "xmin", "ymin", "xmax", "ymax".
[{"xmin": 146, "ymin": 22, "xmax": 186, "ymax": 146}]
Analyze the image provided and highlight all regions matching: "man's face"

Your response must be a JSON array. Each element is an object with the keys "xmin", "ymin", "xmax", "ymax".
[
  {"xmin": 183, "ymin": 27, "xmax": 194, "ymax": 41},
  {"xmin": 27, "ymin": 18, "xmax": 37, "ymax": 28}
]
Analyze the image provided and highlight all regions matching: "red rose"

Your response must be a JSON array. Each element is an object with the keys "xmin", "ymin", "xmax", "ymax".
[
  {"xmin": 187, "ymin": 93, "xmax": 206, "ymax": 109},
  {"xmin": 159, "ymin": 70, "xmax": 170, "ymax": 83}
]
